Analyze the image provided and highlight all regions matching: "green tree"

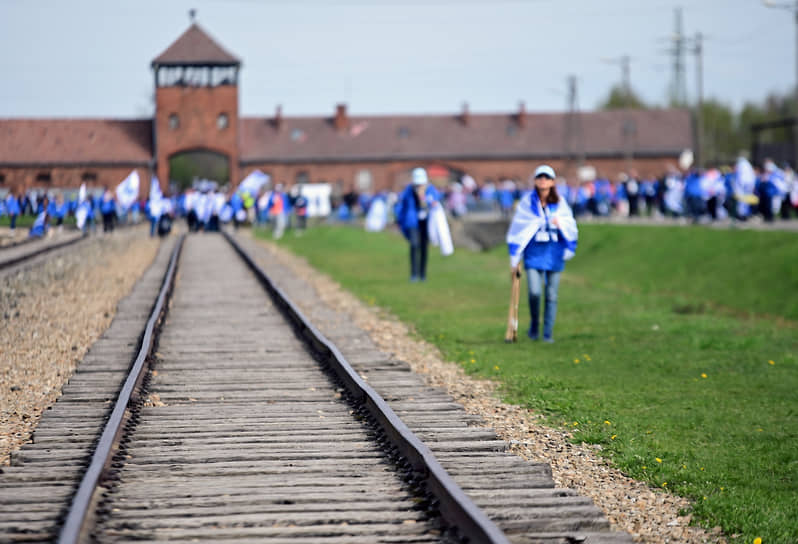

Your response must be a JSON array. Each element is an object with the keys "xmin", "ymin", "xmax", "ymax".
[
  {"xmin": 598, "ymin": 85, "xmax": 648, "ymax": 110},
  {"xmin": 699, "ymin": 99, "xmax": 741, "ymax": 166}
]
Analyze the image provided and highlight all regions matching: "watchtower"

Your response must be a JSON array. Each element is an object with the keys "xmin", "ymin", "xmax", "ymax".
[{"xmin": 151, "ymin": 20, "xmax": 241, "ymax": 188}]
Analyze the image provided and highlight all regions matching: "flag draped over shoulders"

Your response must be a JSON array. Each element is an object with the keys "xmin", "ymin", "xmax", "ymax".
[
  {"xmin": 149, "ymin": 176, "xmax": 164, "ymax": 218},
  {"xmin": 506, "ymin": 190, "xmax": 577, "ymax": 268},
  {"xmin": 364, "ymin": 197, "xmax": 388, "ymax": 232}
]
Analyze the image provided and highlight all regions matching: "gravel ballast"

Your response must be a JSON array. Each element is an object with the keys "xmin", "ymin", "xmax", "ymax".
[{"xmin": 0, "ymin": 228, "xmax": 159, "ymax": 466}]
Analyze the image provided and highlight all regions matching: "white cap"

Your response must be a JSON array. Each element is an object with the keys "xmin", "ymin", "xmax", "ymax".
[
  {"xmin": 534, "ymin": 165, "xmax": 556, "ymax": 179},
  {"xmin": 412, "ymin": 167, "xmax": 428, "ymax": 185}
]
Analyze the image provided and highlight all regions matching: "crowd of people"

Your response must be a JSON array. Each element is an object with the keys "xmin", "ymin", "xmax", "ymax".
[
  {"xmin": 2, "ymin": 155, "xmax": 796, "ymax": 243},
  {"xmin": 445, "ymin": 156, "xmax": 798, "ymax": 225}
]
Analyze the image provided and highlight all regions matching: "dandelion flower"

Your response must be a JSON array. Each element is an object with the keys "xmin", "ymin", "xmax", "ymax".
[
  {"xmin": 604, "ymin": 420, "xmax": 611, "ymax": 425},
  {"xmin": 753, "ymin": 538, "xmax": 762, "ymax": 544},
  {"xmin": 701, "ymin": 373, "xmax": 707, "ymax": 378},
  {"xmin": 470, "ymin": 358, "xmax": 476, "ymax": 363},
  {"xmin": 584, "ymin": 354, "xmax": 591, "ymax": 360},
  {"xmin": 574, "ymin": 359, "xmax": 580, "ymax": 363},
  {"xmin": 768, "ymin": 360, "xmax": 775, "ymax": 365},
  {"xmin": 493, "ymin": 365, "xmax": 500, "ymax": 371},
  {"xmin": 573, "ymin": 421, "xmax": 579, "ymax": 426},
  {"xmin": 682, "ymin": 465, "xmax": 687, "ymax": 469},
  {"xmin": 662, "ymin": 482, "xmax": 667, "ymax": 487},
  {"xmin": 641, "ymin": 465, "xmax": 646, "ymax": 469},
  {"xmin": 700, "ymin": 467, "xmax": 705, "ymax": 471},
  {"xmin": 656, "ymin": 458, "xmax": 662, "ymax": 463},
  {"xmin": 611, "ymin": 435, "xmax": 617, "ymax": 440}
]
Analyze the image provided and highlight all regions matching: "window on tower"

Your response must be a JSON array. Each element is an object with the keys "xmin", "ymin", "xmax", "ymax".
[
  {"xmin": 217, "ymin": 113, "xmax": 229, "ymax": 130},
  {"xmin": 169, "ymin": 114, "xmax": 180, "ymax": 130}
]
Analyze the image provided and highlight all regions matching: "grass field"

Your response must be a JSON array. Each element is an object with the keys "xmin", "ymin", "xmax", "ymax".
[{"xmin": 261, "ymin": 223, "xmax": 798, "ymax": 544}]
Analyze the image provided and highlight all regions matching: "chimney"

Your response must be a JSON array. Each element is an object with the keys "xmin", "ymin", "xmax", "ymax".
[
  {"xmin": 517, "ymin": 101, "xmax": 526, "ymax": 128},
  {"xmin": 334, "ymin": 103, "xmax": 348, "ymax": 131},
  {"xmin": 460, "ymin": 102, "xmax": 470, "ymax": 126},
  {"xmin": 273, "ymin": 104, "xmax": 283, "ymax": 130}
]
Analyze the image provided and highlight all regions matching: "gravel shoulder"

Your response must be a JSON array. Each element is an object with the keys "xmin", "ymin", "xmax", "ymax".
[
  {"xmin": 246, "ymin": 231, "xmax": 727, "ymax": 544},
  {"xmin": 0, "ymin": 227, "xmax": 159, "ymax": 466}
]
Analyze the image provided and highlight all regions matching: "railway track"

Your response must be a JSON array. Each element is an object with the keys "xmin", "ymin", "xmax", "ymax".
[
  {"xmin": 0, "ymin": 230, "xmax": 86, "ymax": 273},
  {"xmin": 0, "ymin": 231, "xmax": 633, "ymax": 543}
]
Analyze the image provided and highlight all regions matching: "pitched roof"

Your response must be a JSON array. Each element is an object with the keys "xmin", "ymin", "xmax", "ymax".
[
  {"xmin": 0, "ymin": 119, "xmax": 153, "ymax": 166},
  {"xmin": 239, "ymin": 108, "xmax": 692, "ymax": 163},
  {"xmin": 151, "ymin": 23, "xmax": 240, "ymax": 67}
]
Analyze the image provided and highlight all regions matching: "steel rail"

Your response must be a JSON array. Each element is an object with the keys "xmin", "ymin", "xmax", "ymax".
[
  {"xmin": 223, "ymin": 231, "xmax": 511, "ymax": 544},
  {"xmin": 58, "ymin": 234, "xmax": 185, "ymax": 544},
  {"xmin": 0, "ymin": 232, "xmax": 88, "ymax": 272}
]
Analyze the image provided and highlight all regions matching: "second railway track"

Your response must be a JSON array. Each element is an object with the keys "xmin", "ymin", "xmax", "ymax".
[{"xmin": 0, "ymin": 231, "xmax": 633, "ymax": 543}]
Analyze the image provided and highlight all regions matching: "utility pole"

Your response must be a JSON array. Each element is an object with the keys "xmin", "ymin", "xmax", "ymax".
[
  {"xmin": 691, "ymin": 32, "xmax": 704, "ymax": 168},
  {"xmin": 563, "ymin": 75, "xmax": 584, "ymax": 176},
  {"xmin": 669, "ymin": 7, "xmax": 688, "ymax": 106},
  {"xmin": 763, "ymin": 0, "xmax": 798, "ymax": 168},
  {"xmin": 602, "ymin": 55, "xmax": 632, "ymax": 98}
]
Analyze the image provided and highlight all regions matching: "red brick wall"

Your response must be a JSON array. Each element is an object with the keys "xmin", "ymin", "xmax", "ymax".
[
  {"xmin": 0, "ymin": 166, "xmax": 150, "ymax": 198},
  {"xmin": 155, "ymin": 85, "xmax": 239, "ymax": 187},
  {"xmin": 240, "ymin": 155, "xmax": 679, "ymax": 194}
]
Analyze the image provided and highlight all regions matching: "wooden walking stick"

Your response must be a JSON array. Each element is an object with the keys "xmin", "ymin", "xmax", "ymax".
[{"xmin": 504, "ymin": 266, "xmax": 521, "ymax": 343}]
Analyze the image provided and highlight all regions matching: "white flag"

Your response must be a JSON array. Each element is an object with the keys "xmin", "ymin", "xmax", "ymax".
[
  {"xmin": 238, "ymin": 170, "xmax": 270, "ymax": 198},
  {"xmin": 78, "ymin": 183, "xmax": 87, "ymax": 203},
  {"xmin": 116, "ymin": 170, "xmax": 140, "ymax": 210},
  {"xmin": 428, "ymin": 205, "xmax": 454, "ymax": 256},
  {"xmin": 149, "ymin": 176, "xmax": 164, "ymax": 218}
]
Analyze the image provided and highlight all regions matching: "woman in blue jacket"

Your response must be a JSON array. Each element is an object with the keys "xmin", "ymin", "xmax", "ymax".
[
  {"xmin": 395, "ymin": 167, "xmax": 440, "ymax": 282},
  {"xmin": 506, "ymin": 165, "xmax": 578, "ymax": 343}
]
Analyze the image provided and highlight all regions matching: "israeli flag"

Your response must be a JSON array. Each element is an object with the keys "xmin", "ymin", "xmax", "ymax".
[
  {"xmin": 428, "ymin": 204, "xmax": 454, "ymax": 256},
  {"xmin": 116, "ymin": 170, "xmax": 140, "ymax": 210},
  {"xmin": 506, "ymin": 191, "xmax": 578, "ymax": 268},
  {"xmin": 239, "ymin": 169, "xmax": 270, "ymax": 198},
  {"xmin": 149, "ymin": 176, "xmax": 164, "ymax": 218}
]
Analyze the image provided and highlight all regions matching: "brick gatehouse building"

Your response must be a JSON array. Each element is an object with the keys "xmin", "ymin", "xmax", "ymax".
[{"xmin": 0, "ymin": 23, "xmax": 692, "ymax": 197}]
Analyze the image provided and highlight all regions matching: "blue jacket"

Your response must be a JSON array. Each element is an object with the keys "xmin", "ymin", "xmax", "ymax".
[
  {"xmin": 4, "ymin": 195, "xmax": 20, "ymax": 216},
  {"xmin": 522, "ymin": 200, "xmax": 570, "ymax": 272},
  {"xmin": 396, "ymin": 183, "xmax": 440, "ymax": 239}
]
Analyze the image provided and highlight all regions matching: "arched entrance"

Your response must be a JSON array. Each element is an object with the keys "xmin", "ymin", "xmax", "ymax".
[{"xmin": 168, "ymin": 149, "xmax": 230, "ymax": 191}]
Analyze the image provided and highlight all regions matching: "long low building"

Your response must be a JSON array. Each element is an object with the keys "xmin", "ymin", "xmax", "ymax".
[{"xmin": 0, "ymin": 22, "xmax": 693, "ymax": 197}]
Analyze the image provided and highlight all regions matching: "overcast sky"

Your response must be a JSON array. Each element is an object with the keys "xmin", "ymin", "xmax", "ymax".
[{"xmin": 0, "ymin": 0, "xmax": 792, "ymax": 119}]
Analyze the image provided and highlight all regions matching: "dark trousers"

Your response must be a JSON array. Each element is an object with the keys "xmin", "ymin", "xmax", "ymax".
[
  {"xmin": 408, "ymin": 220, "xmax": 428, "ymax": 280},
  {"xmin": 187, "ymin": 210, "xmax": 199, "ymax": 232},
  {"xmin": 102, "ymin": 212, "xmax": 115, "ymax": 232}
]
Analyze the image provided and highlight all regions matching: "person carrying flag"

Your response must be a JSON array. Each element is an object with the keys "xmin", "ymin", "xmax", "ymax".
[
  {"xmin": 396, "ymin": 167, "xmax": 442, "ymax": 282},
  {"xmin": 506, "ymin": 165, "xmax": 578, "ymax": 343}
]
